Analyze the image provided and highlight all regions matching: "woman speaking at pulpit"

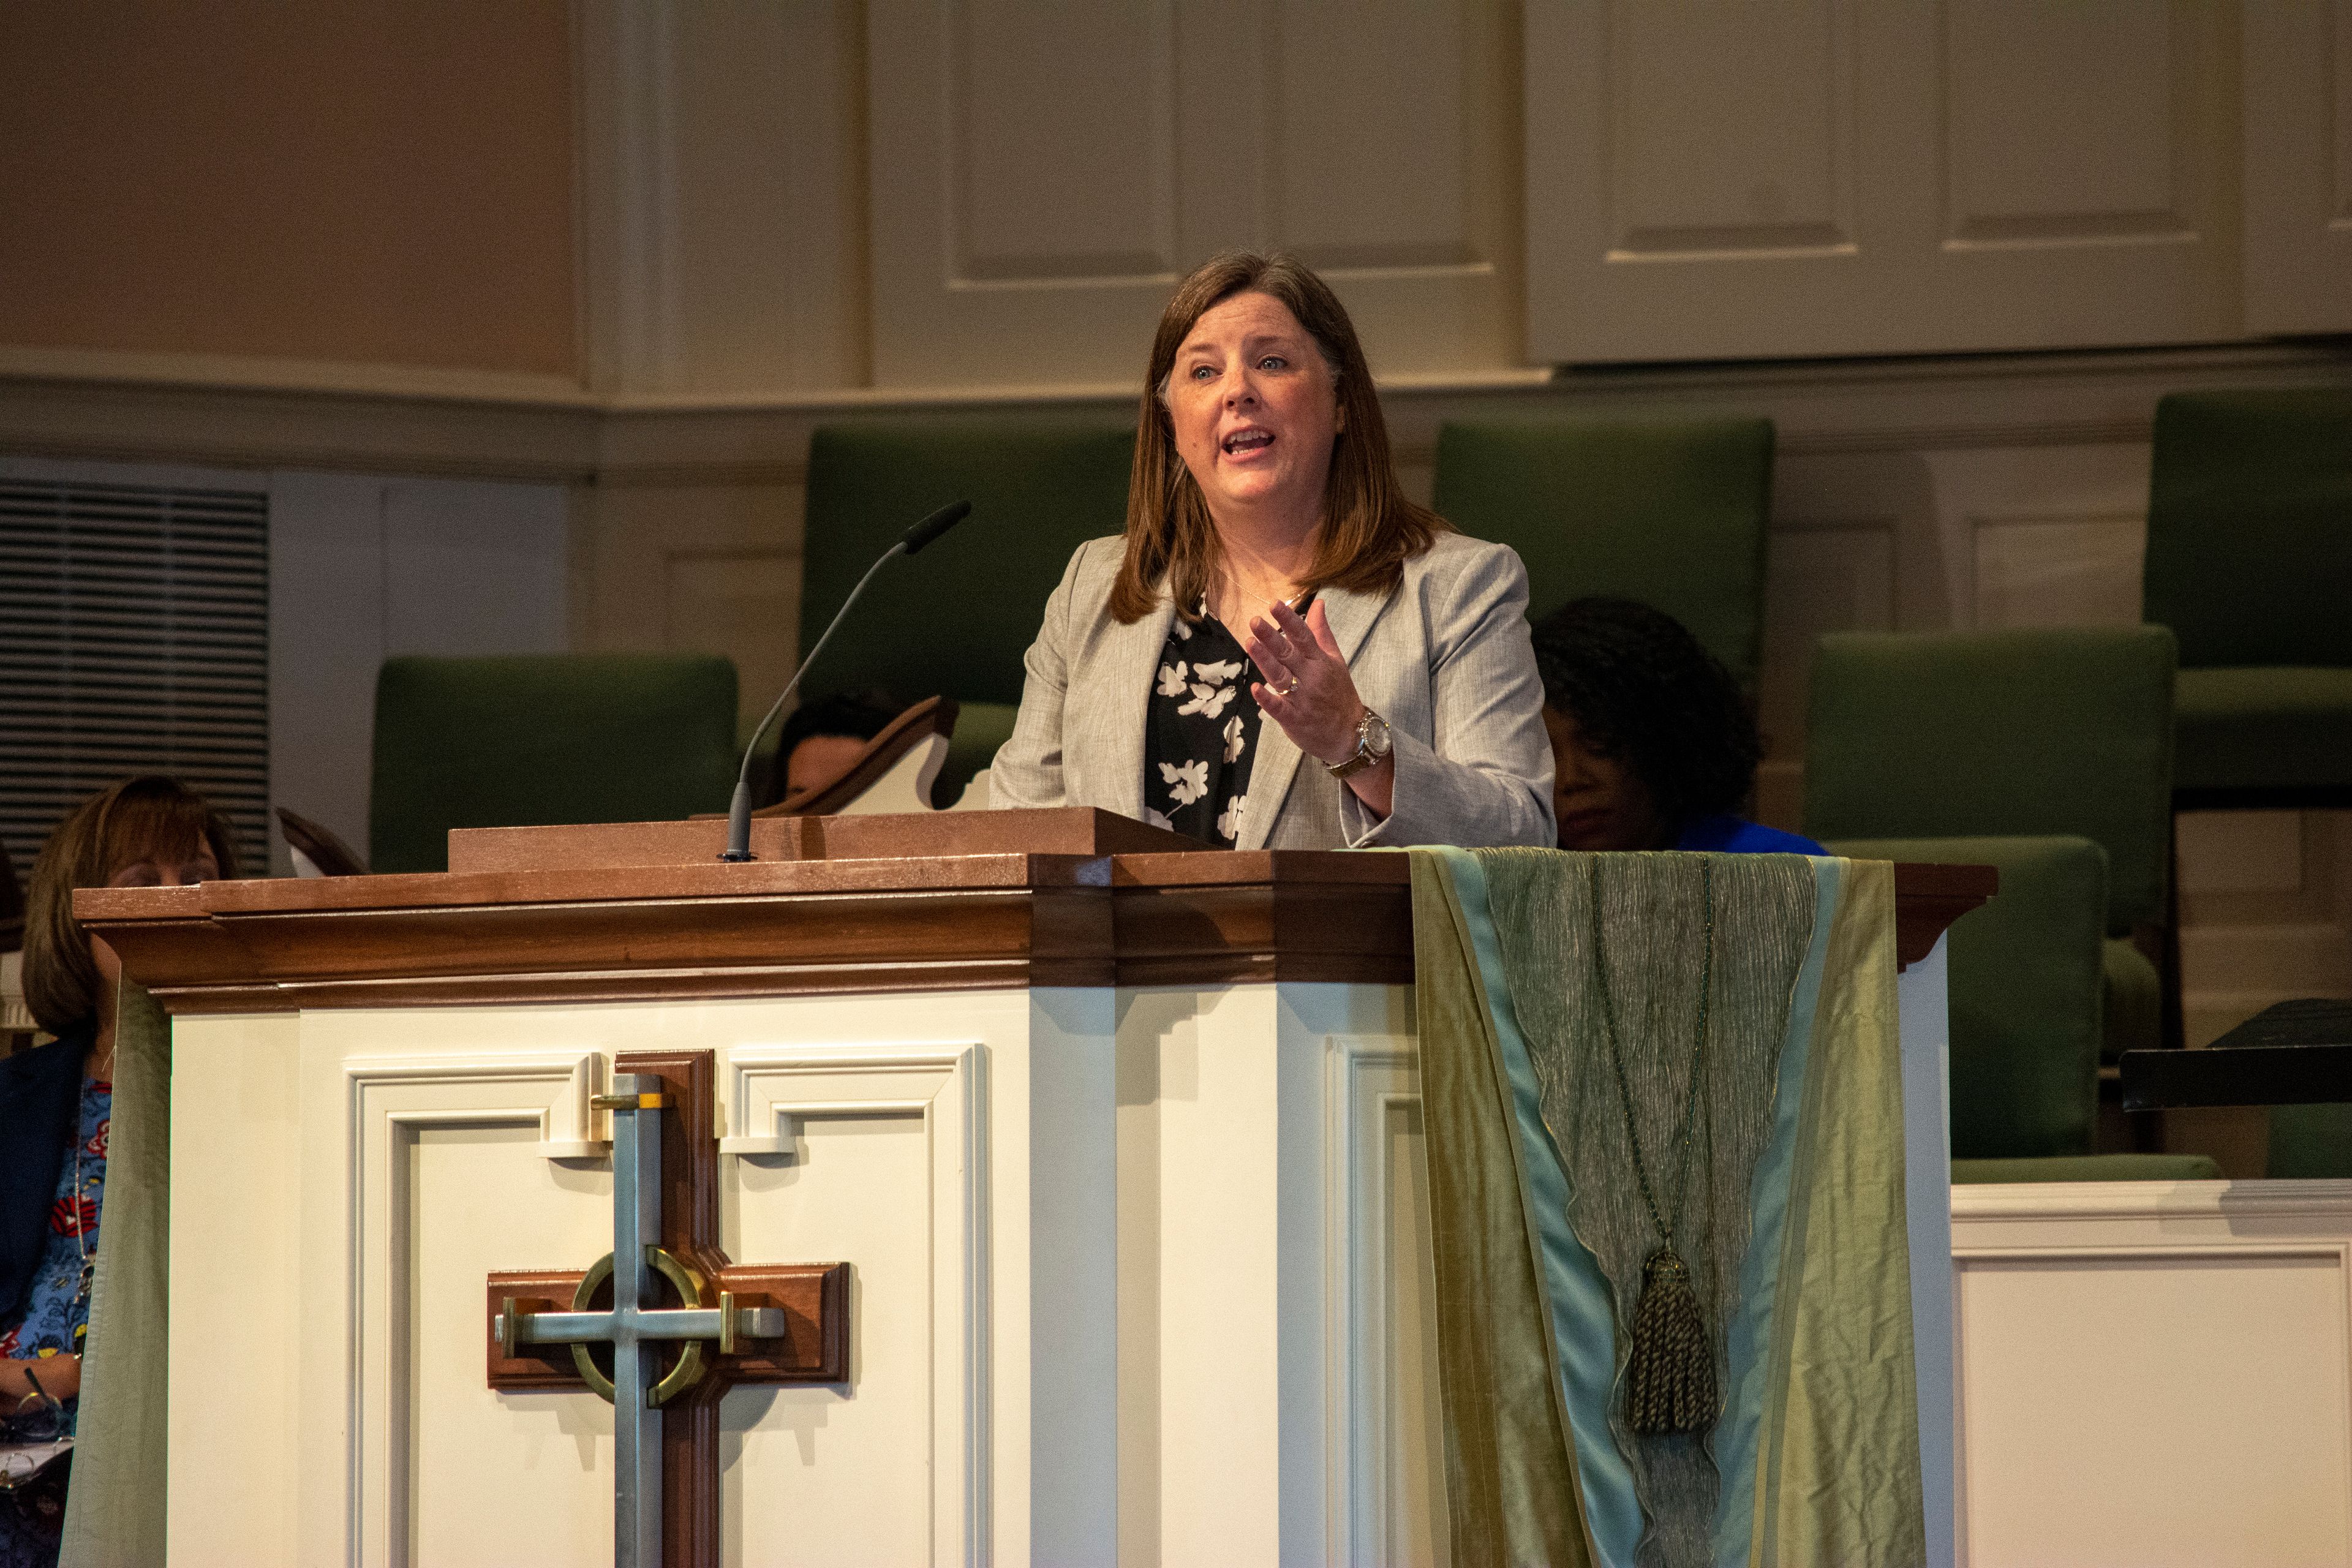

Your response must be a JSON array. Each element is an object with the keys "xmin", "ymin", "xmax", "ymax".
[{"xmin": 993, "ymin": 252, "xmax": 1554, "ymax": 850}]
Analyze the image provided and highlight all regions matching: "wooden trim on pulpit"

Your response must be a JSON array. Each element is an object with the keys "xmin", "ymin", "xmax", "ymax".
[
  {"xmin": 76, "ymin": 815, "xmax": 1992, "ymax": 1012},
  {"xmin": 758, "ymin": 694, "xmax": 957, "ymax": 817},
  {"xmin": 1886, "ymin": 861, "xmax": 2000, "ymax": 970}
]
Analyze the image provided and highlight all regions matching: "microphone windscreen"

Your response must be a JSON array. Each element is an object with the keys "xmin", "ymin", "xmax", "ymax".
[{"xmin": 900, "ymin": 499, "xmax": 973, "ymax": 556}]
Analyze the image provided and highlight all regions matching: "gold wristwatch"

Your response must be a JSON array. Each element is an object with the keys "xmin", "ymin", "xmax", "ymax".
[{"xmin": 1327, "ymin": 707, "xmax": 1393, "ymax": 780}]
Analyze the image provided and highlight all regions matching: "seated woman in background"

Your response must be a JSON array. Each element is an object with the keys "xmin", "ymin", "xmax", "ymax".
[
  {"xmin": 995, "ymin": 251, "xmax": 1553, "ymax": 848},
  {"xmin": 1532, "ymin": 597, "xmax": 1824, "ymax": 856},
  {"xmin": 0, "ymin": 778, "xmax": 236, "ymax": 1566},
  {"xmin": 756, "ymin": 687, "xmax": 910, "ymax": 807}
]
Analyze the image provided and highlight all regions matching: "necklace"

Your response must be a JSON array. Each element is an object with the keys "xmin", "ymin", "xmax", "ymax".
[{"xmin": 1589, "ymin": 854, "xmax": 1719, "ymax": 1436}]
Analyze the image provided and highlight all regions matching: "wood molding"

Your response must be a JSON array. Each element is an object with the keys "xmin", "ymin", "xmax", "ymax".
[
  {"xmin": 760, "ymin": 695, "xmax": 959, "ymax": 816},
  {"xmin": 78, "ymin": 823, "xmax": 1994, "ymax": 1011},
  {"xmin": 6, "ymin": 341, "xmax": 2347, "ymax": 485}
]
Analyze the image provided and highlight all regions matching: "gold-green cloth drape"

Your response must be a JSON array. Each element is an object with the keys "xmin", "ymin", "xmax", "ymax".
[
  {"xmin": 58, "ymin": 981, "xmax": 170, "ymax": 1568},
  {"xmin": 1748, "ymin": 861, "xmax": 1923, "ymax": 1568},
  {"xmin": 1412, "ymin": 851, "xmax": 1599, "ymax": 1567},
  {"xmin": 1412, "ymin": 849, "xmax": 1924, "ymax": 1568}
]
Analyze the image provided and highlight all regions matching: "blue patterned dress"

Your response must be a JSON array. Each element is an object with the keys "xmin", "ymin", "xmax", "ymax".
[{"xmin": 0, "ymin": 1074, "xmax": 108, "ymax": 1567}]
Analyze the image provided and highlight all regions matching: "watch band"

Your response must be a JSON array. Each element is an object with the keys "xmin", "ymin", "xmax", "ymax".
[{"xmin": 1327, "ymin": 709, "xmax": 1392, "ymax": 780}]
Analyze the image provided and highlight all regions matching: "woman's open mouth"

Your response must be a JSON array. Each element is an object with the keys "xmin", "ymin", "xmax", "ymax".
[{"xmin": 1221, "ymin": 428, "xmax": 1275, "ymax": 457}]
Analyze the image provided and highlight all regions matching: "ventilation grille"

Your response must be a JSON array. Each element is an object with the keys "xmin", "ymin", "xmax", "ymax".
[{"xmin": 0, "ymin": 480, "xmax": 270, "ymax": 881}]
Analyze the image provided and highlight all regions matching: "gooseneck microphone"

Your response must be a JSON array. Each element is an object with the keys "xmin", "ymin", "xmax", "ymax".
[{"xmin": 720, "ymin": 499, "xmax": 973, "ymax": 861}]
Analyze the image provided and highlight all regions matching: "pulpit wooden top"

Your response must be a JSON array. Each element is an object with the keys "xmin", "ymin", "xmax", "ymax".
[{"xmin": 76, "ymin": 808, "xmax": 1993, "ymax": 1015}]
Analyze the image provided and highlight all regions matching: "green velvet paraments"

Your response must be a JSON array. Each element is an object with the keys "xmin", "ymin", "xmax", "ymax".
[
  {"xmin": 370, "ymin": 654, "xmax": 739, "ymax": 874},
  {"xmin": 1431, "ymin": 418, "xmax": 1774, "ymax": 690},
  {"xmin": 1803, "ymin": 627, "xmax": 2177, "ymax": 936},
  {"xmin": 799, "ymin": 415, "xmax": 1137, "ymax": 709},
  {"xmin": 2144, "ymin": 390, "xmax": 2352, "ymax": 671},
  {"xmin": 1833, "ymin": 835, "xmax": 2106, "ymax": 1156}
]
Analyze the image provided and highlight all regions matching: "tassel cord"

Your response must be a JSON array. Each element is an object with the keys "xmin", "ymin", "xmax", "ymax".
[
  {"xmin": 1591, "ymin": 856, "xmax": 1720, "ymax": 1435},
  {"xmin": 1590, "ymin": 856, "xmax": 1714, "ymax": 1253}
]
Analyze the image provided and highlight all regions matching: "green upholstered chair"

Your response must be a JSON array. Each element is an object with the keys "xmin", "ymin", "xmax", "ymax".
[
  {"xmin": 1831, "ymin": 834, "xmax": 2218, "ymax": 1182},
  {"xmin": 797, "ymin": 413, "xmax": 1137, "ymax": 799},
  {"xmin": 1431, "ymin": 417, "xmax": 1774, "ymax": 688},
  {"xmin": 1805, "ymin": 628, "xmax": 2179, "ymax": 1067},
  {"xmin": 2144, "ymin": 390, "xmax": 2352, "ymax": 810},
  {"xmin": 370, "ymin": 654, "xmax": 739, "ymax": 874}
]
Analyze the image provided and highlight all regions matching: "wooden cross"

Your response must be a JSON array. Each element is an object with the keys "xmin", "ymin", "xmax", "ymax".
[{"xmin": 483, "ymin": 1049, "xmax": 848, "ymax": 1568}]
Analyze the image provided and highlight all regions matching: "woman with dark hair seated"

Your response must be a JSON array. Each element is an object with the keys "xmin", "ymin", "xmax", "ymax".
[
  {"xmin": 1531, "ymin": 597, "xmax": 1823, "ymax": 856},
  {"xmin": 756, "ymin": 687, "xmax": 910, "ymax": 807},
  {"xmin": 0, "ymin": 778, "xmax": 237, "ymax": 1565}
]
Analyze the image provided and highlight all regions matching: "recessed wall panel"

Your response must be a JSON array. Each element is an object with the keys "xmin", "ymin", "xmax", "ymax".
[
  {"xmin": 1957, "ymin": 1251, "xmax": 2352, "ymax": 1566},
  {"xmin": 949, "ymin": 0, "xmax": 1177, "ymax": 282},
  {"xmin": 1272, "ymin": 0, "xmax": 1478, "ymax": 270},
  {"xmin": 1608, "ymin": 0, "xmax": 1850, "ymax": 254},
  {"xmin": 1970, "ymin": 516, "xmax": 2144, "ymax": 628},
  {"xmin": 1943, "ymin": 0, "xmax": 2181, "ymax": 242}
]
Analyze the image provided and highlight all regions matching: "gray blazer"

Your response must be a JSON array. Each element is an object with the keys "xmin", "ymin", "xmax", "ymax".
[{"xmin": 992, "ymin": 531, "xmax": 1556, "ymax": 850}]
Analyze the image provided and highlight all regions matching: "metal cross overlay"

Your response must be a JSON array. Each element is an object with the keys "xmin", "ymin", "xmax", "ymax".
[{"xmin": 484, "ymin": 1050, "xmax": 848, "ymax": 1568}]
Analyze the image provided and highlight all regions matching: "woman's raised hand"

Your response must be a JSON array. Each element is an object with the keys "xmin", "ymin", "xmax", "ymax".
[{"xmin": 1245, "ymin": 598, "xmax": 1364, "ymax": 763}]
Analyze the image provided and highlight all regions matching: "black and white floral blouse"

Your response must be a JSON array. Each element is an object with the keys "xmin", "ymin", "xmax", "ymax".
[{"xmin": 1142, "ymin": 605, "xmax": 1266, "ymax": 845}]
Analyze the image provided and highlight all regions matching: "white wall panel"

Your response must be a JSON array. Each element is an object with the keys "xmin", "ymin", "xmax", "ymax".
[
  {"xmin": 670, "ymin": 0, "xmax": 871, "ymax": 393},
  {"xmin": 581, "ymin": 0, "xmax": 870, "ymax": 397},
  {"xmin": 1969, "ymin": 515, "xmax": 2144, "ymax": 630},
  {"xmin": 953, "ymin": 2, "xmax": 1178, "ymax": 282},
  {"xmin": 1607, "ymin": 0, "xmax": 1852, "ymax": 255},
  {"xmin": 1528, "ymin": 0, "xmax": 2242, "ymax": 363},
  {"xmin": 1953, "ymin": 1184, "xmax": 2352, "ymax": 1568},
  {"xmin": 869, "ymin": 0, "xmax": 1520, "ymax": 386},
  {"xmin": 1273, "ymin": 4, "xmax": 1477, "ymax": 266},
  {"xmin": 1944, "ymin": 2, "xmax": 2180, "ymax": 243},
  {"xmin": 2244, "ymin": 0, "xmax": 2352, "ymax": 333}
]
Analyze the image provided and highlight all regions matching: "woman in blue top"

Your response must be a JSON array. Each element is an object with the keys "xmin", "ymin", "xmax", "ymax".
[
  {"xmin": 1, "ymin": 778, "xmax": 236, "ymax": 1566},
  {"xmin": 1531, "ymin": 597, "xmax": 1825, "ymax": 857}
]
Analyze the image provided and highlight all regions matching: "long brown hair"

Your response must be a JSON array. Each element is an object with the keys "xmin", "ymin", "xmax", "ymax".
[
  {"xmin": 1108, "ymin": 251, "xmax": 1446, "ymax": 624},
  {"xmin": 21, "ymin": 776, "xmax": 241, "ymax": 1033}
]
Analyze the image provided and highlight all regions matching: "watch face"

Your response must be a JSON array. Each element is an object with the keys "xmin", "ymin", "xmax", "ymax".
[{"xmin": 1364, "ymin": 711, "xmax": 1393, "ymax": 758}]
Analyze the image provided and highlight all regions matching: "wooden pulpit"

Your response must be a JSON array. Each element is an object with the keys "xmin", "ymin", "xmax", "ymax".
[{"xmin": 80, "ymin": 811, "xmax": 1988, "ymax": 1567}]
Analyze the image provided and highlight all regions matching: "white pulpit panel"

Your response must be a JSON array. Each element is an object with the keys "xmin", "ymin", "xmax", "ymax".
[
  {"xmin": 718, "ymin": 1043, "xmax": 985, "ymax": 1568},
  {"xmin": 337, "ymin": 1055, "xmax": 620, "ymax": 1568},
  {"xmin": 404, "ymin": 1121, "xmax": 614, "ymax": 1567},
  {"xmin": 203, "ymin": 989, "xmax": 1115, "ymax": 1568}
]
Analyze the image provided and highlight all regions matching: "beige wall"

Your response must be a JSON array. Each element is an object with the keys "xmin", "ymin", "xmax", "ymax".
[{"xmin": 0, "ymin": 1, "xmax": 578, "ymax": 377}]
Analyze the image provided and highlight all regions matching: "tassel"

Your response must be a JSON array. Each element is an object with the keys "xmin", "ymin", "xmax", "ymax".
[{"xmin": 1624, "ymin": 1246, "xmax": 1717, "ymax": 1435}]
